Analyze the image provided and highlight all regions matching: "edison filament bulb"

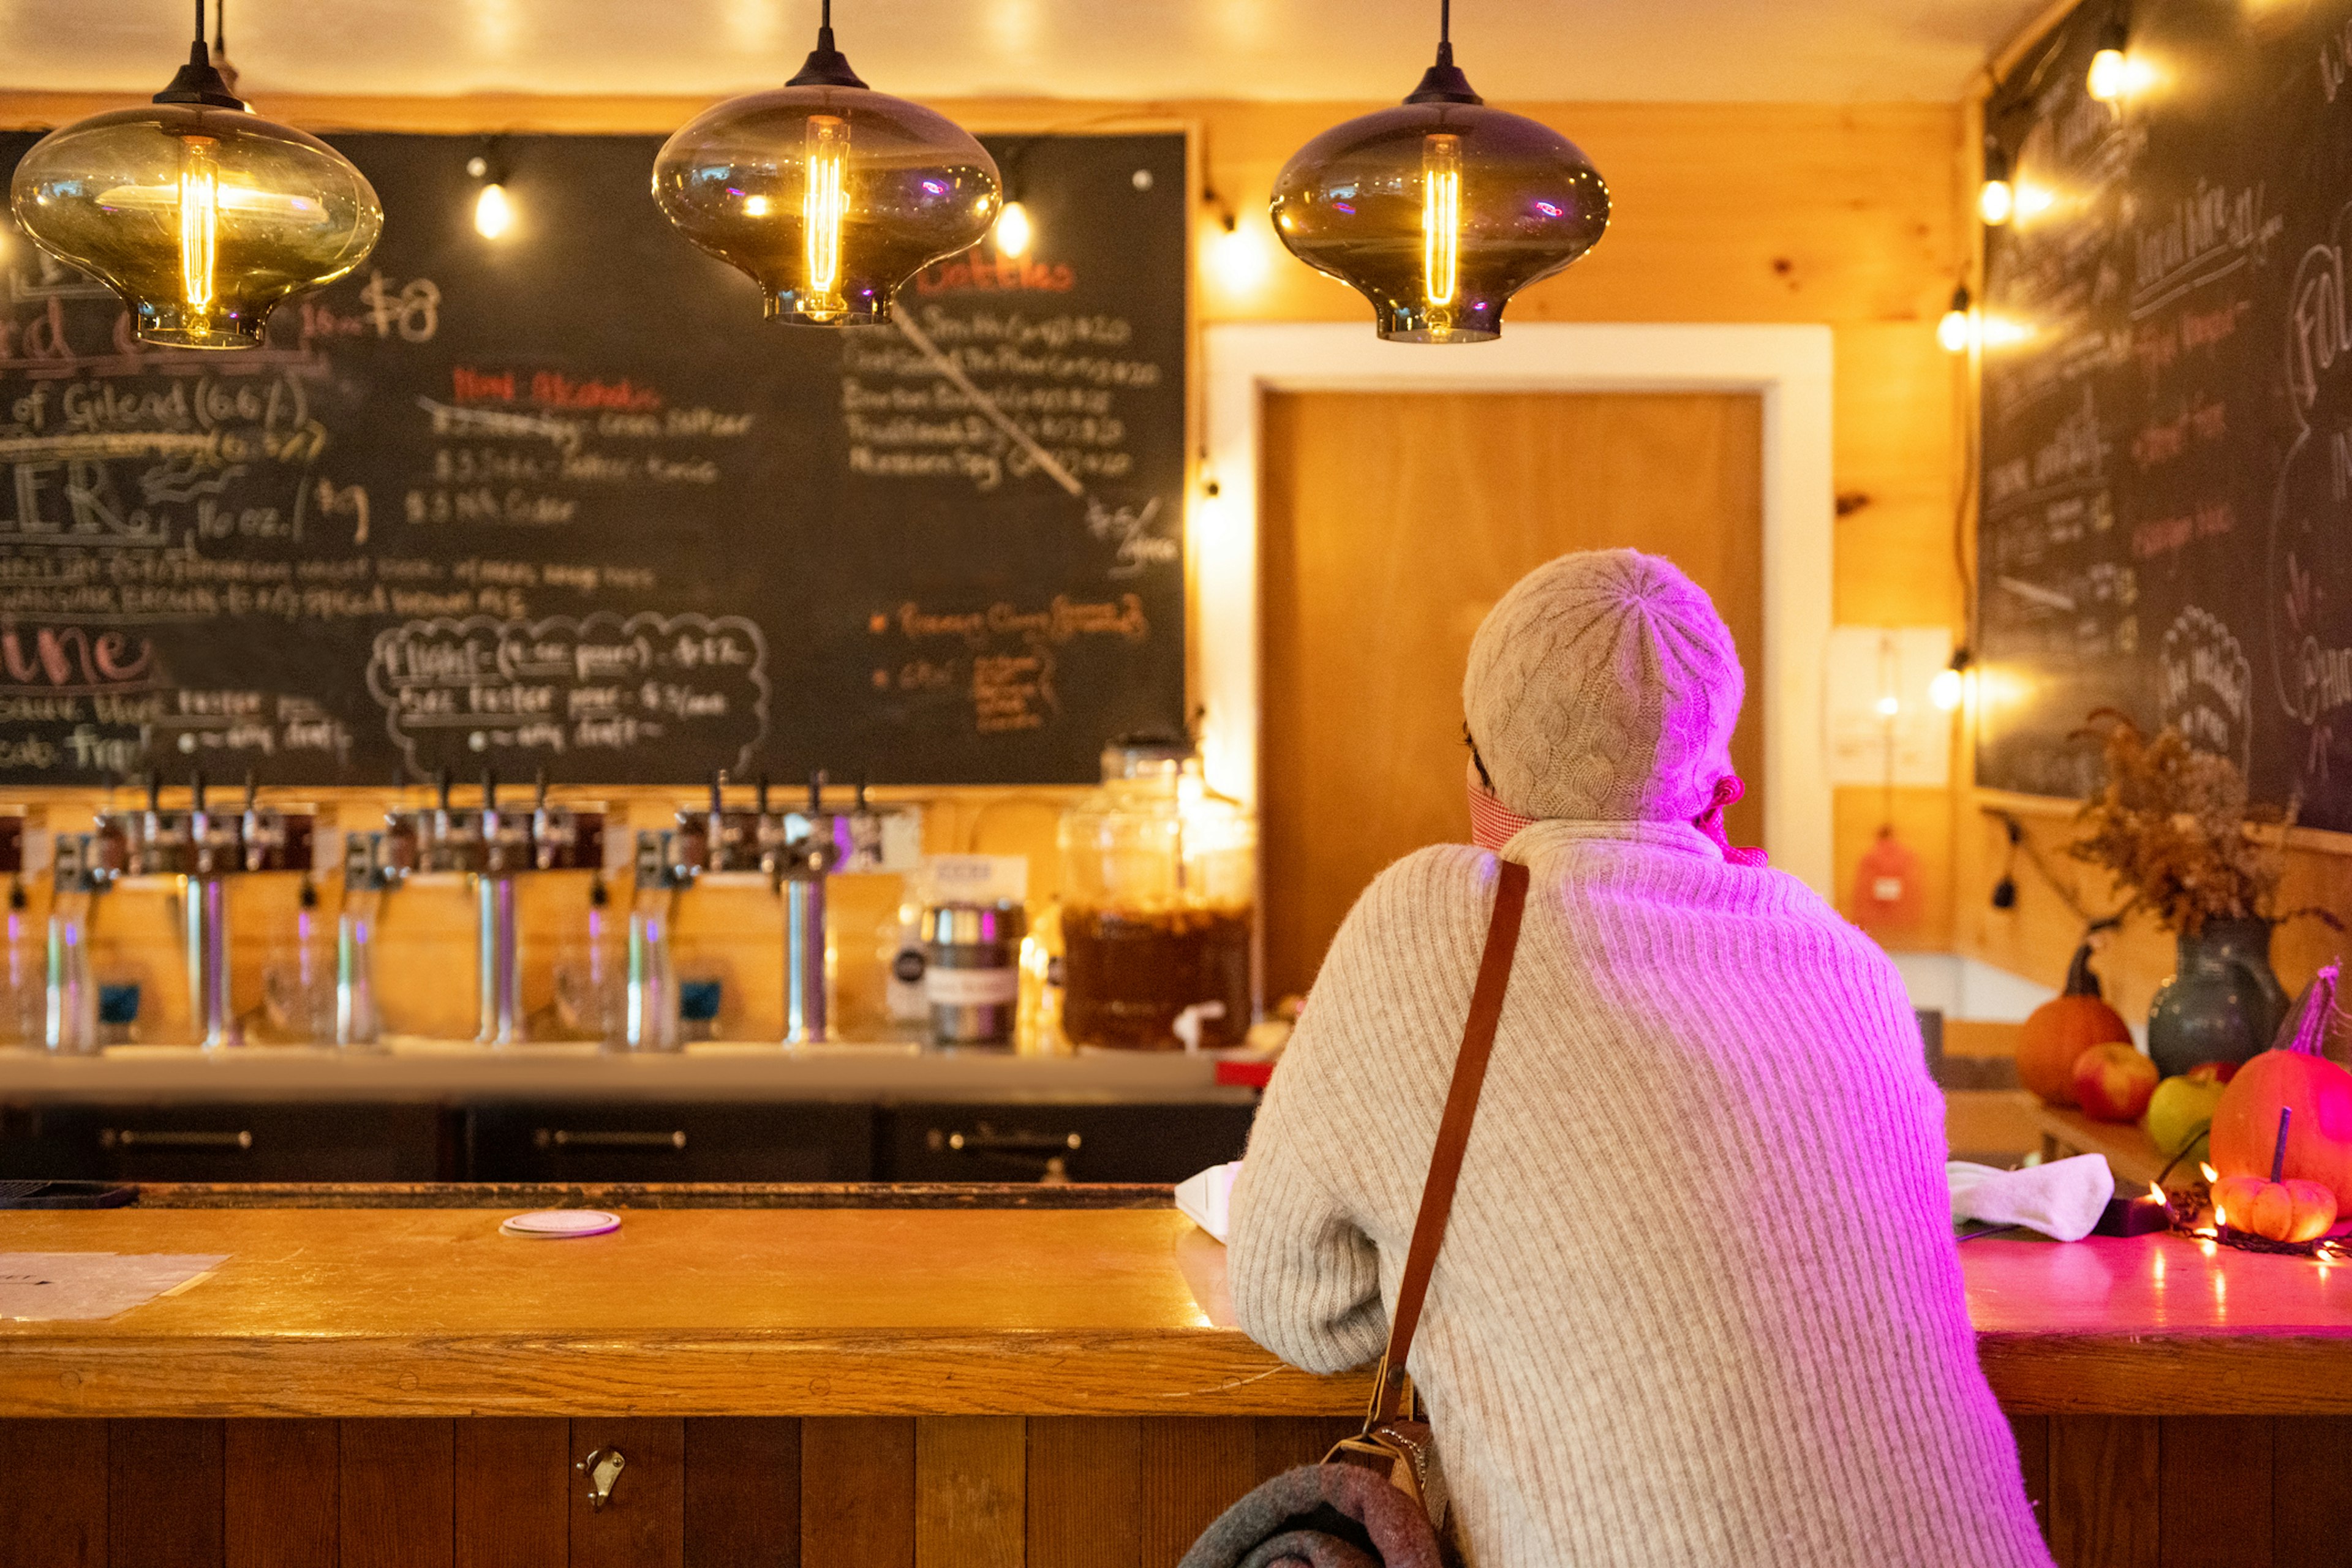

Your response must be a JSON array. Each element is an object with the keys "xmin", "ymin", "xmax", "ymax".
[
  {"xmin": 801, "ymin": 114, "xmax": 850, "ymax": 320},
  {"xmin": 1420, "ymin": 132, "xmax": 1461, "ymax": 327}
]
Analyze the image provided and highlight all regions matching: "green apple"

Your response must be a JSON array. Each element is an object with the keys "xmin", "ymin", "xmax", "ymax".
[{"xmin": 2145, "ymin": 1071, "xmax": 2230, "ymax": 1159}]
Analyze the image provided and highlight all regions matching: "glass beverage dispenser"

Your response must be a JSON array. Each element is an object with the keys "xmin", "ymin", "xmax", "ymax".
[{"xmin": 1058, "ymin": 737, "xmax": 1255, "ymax": 1050}]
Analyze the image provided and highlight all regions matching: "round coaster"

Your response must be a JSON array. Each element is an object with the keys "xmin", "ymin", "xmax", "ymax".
[{"xmin": 500, "ymin": 1209, "xmax": 620, "ymax": 1239}]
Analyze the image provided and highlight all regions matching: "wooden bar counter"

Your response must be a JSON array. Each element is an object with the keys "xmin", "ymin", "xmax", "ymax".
[{"xmin": 4, "ymin": 1187, "xmax": 2351, "ymax": 1567}]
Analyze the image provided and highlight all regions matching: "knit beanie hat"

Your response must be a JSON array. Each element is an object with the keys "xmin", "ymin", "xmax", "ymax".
[{"xmin": 1462, "ymin": 549, "xmax": 1743, "ymax": 824}]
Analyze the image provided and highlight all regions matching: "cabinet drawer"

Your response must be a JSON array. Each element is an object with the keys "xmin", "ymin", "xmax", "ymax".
[
  {"xmin": 26, "ymin": 1102, "xmax": 452, "ymax": 1182},
  {"xmin": 465, "ymin": 1101, "xmax": 875, "ymax": 1182},
  {"xmin": 879, "ymin": 1101, "xmax": 1257, "ymax": 1184}
]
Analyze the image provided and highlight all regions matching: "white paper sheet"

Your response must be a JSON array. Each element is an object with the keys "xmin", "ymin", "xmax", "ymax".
[
  {"xmin": 0, "ymin": 1253, "xmax": 228, "ymax": 1322},
  {"xmin": 1175, "ymin": 1161, "xmax": 1241, "ymax": 1242}
]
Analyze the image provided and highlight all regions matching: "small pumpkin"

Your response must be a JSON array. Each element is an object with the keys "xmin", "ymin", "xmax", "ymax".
[
  {"xmin": 2212, "ymin": 1172, "xmax": 2338, "ymax": 1243},
  {"xmin": 2017, "ymin": 941, "xmax": 2133, "ymax": 1106},
  {"xmin": 2211, "ymin": 963, "xmax": 2352, "ymax": 1210}
]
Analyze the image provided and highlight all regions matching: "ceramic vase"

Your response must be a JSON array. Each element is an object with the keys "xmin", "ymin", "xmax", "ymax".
[{"xmin": 2147, "ymin": 916, "xmax": 2290, "ymax": 1078}]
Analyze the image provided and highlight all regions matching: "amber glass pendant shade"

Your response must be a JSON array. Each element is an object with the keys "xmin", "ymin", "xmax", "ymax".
[
  {"xmin": 10, "ymin": 42, "xmax": 381, "ymax": 351},
  {"xmin": 653, "ymin": 19, "xmax": 999, "ymax": 328},
  {"xmin": 1270, "ymin": 42, "xmax": 1608, "ymax": 342}
]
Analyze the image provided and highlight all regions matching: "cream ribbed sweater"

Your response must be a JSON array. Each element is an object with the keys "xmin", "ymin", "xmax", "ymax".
[{"xmin": 1230, "ymin": 822, "xmax": 2051, "ymax": 1568}]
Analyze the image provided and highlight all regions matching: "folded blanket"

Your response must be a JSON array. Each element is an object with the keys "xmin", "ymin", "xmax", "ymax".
[{"xmin": 1180, "ymin": 1463, "xmax": 1442, "ymax": 1568}]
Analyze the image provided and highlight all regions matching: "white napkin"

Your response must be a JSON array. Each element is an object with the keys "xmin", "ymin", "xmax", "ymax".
[
  {"xmin": 1948, "ymin": 1154, "xmax": 2115, "ymax": 1242},
  {"xmin": 1175, "ymin": 1161, "xmax": 1242, "ymax": 1241}
]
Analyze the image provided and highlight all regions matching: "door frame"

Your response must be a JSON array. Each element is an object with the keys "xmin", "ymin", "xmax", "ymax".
[{"xmin": 1198, "ymin": 322, "xmax": 1835, "ymax": 895}]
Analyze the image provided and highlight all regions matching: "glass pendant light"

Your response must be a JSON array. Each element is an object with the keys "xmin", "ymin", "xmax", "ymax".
[
  {"xmin": 1270, "ymin": 0, "xmax": 1608, "ymax": 342},
  {"xmin": 654, "ymin": 1, "xmax": 1000, "ymax": 327},
  {"xmin": 9, "ymin": 1, "xmax": 382, "ymax": 350}
]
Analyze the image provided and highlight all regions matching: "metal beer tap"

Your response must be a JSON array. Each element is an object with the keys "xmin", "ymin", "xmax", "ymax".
[{"xmin": 771, "ymin": 771, "xmax": 846, "ymax": 1046}]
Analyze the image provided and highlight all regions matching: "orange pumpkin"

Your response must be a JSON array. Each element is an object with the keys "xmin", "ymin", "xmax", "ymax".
[
  {"xmin": 2211, "ymin": 964, "xmax": 2352, "ymax": 1210},
  {"xmin": 2212, "ymin": 1173, "xmax": 2338, "ymax": 1243},
  {"xmin": 2016, "ymin": 941, "xmax": 2133, "ymax": 1107}
]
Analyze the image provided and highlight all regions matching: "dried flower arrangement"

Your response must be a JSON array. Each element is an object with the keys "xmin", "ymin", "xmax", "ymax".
[{"xmin": 2069, "ymin": 712, "xmax": 2341, "ymax": 937}]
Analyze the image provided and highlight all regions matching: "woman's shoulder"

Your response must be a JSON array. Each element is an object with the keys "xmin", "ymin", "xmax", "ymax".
[
  {"xmin": 1318, "ymin": 844, "xmax": 1508, "ymax": 971},
  {"xmin": 1359, "ymin": 842, "xmax": 1506, "ymax": 919}
]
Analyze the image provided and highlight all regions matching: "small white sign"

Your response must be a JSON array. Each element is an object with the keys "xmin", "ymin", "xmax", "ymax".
[
  {"xmin": 921, "ymin": 854, "xmax": 1029, "ymax": 905},
  {"xmin": 1826, "ymin": 626, "xmax": 1953, "ymax": 788}
]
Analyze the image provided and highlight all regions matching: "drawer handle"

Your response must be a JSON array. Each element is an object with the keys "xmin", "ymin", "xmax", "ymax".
[
  {"xmin": 932, "ymin": 1129, "xmax": 1082, "ymax": 1153},
  {"xmin": 533, "ymin": 1129, "xmax": 687, "ymax": 1150},
  {"xmin": 102, "ymin": 1128, "xmax": 252, "ymax": 1150}
]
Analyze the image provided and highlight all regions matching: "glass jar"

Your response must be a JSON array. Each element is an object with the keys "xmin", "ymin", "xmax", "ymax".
[{"xmin": 1058, "ymin": 738, "xmax": 1255, "ymax": 1050}]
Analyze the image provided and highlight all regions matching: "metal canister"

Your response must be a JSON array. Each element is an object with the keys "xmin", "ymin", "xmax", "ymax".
[{"xmin": 922, "ymin": 902, "xmax": 1025, "ymax": 1048}]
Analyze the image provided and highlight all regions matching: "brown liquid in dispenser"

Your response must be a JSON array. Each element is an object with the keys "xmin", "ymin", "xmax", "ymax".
[{"xmin": 1061, "ymin": 905, "xmax": 1251, "ymax": 1050}]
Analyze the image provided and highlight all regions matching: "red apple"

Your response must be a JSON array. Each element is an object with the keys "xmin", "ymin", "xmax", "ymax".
[
  {"xmin": 2186, "ymin": 1060, "xmax": 2239, "ymax": 1086},
  {"xmin": 2074, "ymin": 1041, "xmax": 2160, "ymax": 1122}
]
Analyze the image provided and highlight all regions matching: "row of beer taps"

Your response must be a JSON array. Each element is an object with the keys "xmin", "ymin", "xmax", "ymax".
[{"xmin": 21, "ymin": 765, "xmax": 892, "ymax": 1052}]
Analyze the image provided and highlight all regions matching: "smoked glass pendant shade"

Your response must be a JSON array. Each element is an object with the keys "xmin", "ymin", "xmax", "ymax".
[
  {"xmin": 653, "ymin": 30, "xmax": 999, "ymax": 327},
  {"xmin": 10, "ymin": 47, "xmax": 382, "ymax": 350},
  {"xmin": 1271, "ymin": 48, "xmax": 1608, "ymax": 343}
]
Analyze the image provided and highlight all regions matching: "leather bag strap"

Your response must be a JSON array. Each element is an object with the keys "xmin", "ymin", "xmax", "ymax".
[{"xmin": 1367, "ymin": 857, "xmax": 1530, "ymax": 1426}]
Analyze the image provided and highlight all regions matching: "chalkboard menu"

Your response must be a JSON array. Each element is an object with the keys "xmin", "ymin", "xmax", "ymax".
[
  {"xmin": 0, "ymin": 130, "xmax": 1188, "ymax": 786},
  {"xmin": 1977, "ymin": 0, "xmax": 2352, "ymax": 824}
]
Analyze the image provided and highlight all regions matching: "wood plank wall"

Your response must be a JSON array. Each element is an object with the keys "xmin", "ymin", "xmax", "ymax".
[
  {"xmin": 2, "ymin": 1414, "xmax": 2345, "ymax": 1567},
  {"xmin": 1954, "ymin": 797, "xmax": 2352, "ymax": 1028},
  {"xmin": 0, "ymin": 91, "xmax": 1969, "ymax": 967}
]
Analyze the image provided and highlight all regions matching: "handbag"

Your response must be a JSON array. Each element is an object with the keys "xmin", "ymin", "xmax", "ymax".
[{"xmin": 1182, "ymin": 859, "xmax": 1531, "ymax": 1568}]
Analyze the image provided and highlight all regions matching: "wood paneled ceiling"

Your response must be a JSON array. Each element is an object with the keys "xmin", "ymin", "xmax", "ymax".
[{"xmin": 21, "ymin": 0, "xmax": 2048, "ymax": 104}]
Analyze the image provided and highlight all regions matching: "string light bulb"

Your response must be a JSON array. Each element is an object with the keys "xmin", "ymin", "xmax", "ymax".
[
  {"xmin": 1979, "ymin": 140, "xmax": 2015, "ymax": 227},
  {"xmin": 9, "ymin": 0, "xmax": 380, "ymax": 349},
  {"xmin": 653, "ymin": 0, "xmax": 998, "ymax": 326},
  {"xmin": 1208, "ymin": 210, "xmax": 1270, "ymax": 293},
  {"xmin": 1270, "ymin": 0, "xmax": 1607, "ymax": 341},
  {"xmin": 1931, "ymin": 649, "xmax": 1972, "ymax": 712},
  {"xmin": 473, "ymin": 183, "xmax": 511, "ymax": 238},
  {"xmin": 995, "ymin": 198, "xmax": 1033, "ymax": 257},
  {"xmin": 2087, "ymin": 13, "xmax": 2131, "ymax": 102},
  {"xmin": 1938, "ymin": 284, "xmax": 1974, "ymax": 353},
  {"xmin": 466, "ymin": 154, "xmax": 512, "ymax": 239}
]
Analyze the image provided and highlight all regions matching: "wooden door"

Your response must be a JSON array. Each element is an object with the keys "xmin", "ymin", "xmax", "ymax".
[{"xmin": 1258, "ymin": 391, "xmax": 1765, "ymax": 1003}]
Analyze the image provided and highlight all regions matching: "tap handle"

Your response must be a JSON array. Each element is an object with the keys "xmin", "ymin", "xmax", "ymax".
[
  {"xmin": 756, "ymin": 773, "xmax": 770, "ymax": 815},
  {"xmin": 243, "ymin": 769, "xmax": 258, "ymax": 812},
  {"xmin": 534, "ymin": 768, "xmax": 548, "ymax": 810},
  {"xmin": 481, "ymin": 769, "xmax": 497, "ymax": 813},
  {"xmin": 146, "ymin": 769, "xmax": 162, "ymax": 813},
  {"xmin": 808, "ymin": 769, "xmax": 826, "ymax": 815},
  {"xmin": 855, "ymin": 775, "xmax": 870, "ymax": 812},
  {"xmin": 190, "ymin": 770, "xmax": 206, "ymax": 814},
  {"xmin": 436, "ymin": 768, "xmax": 453, "ymax": 812},
  {"xmin": 709, "ymin": 771, "xmax": 725, "ymax": 818}
]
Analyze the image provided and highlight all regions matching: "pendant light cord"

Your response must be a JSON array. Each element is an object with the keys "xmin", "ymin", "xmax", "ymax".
[
  {"xmin": 214, "ymin": 0, "xmax": 226, "ymax": 57},
  {"xmin": 1440, "ymin": 0, "xmax": 1450, "ymax": 45},
  {"xmin": 194, "ymin": 0, "xmax": 205, "ymax": 47}
]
